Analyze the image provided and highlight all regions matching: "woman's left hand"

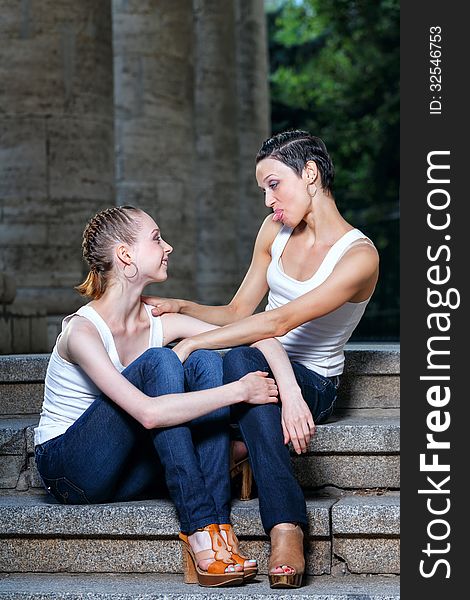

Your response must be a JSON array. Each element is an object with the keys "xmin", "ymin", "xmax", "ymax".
[
  {"xmin": 280, "ymin": 391, "xmax": 316, "ymax": 455},
  {"xmin": 171, "ymin": 339, "xmax": 196, "ymax": 363}
]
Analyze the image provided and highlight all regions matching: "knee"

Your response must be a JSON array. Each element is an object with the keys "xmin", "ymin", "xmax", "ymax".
[
  {"xmin": 223, "ymin": 346, "xmax": 265, "ymax": 381},
  {"xmin": 185, "ymin": 349, "xmax": 222, "ymax": 372},
  {"xmin": 141, "ymin": 347, "xmax": 183, "ymax": 373}
]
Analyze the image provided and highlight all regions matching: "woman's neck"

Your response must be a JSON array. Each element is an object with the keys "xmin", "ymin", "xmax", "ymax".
[
  {"xmin": 90, "ymin": 283, "xmax": 146, "ymax": 330},
  {"xmin": 301, "ymin": 192, "xmax": 352, "ymax": 245}
]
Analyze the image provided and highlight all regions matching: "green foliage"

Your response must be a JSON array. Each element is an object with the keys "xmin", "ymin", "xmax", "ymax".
[{"xmin": 266, "ymin": 0, "xmax": 400, "ymax": 339}]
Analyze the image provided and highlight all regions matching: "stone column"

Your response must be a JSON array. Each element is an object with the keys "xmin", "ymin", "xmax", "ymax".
[
  {"xmin": 0, "ymin": 272, "xmax": 47, "ymax": 353},
  {"xmin": 193, "ymin": 0, "xmax": 240, "ymax": 304},
  {"xmin": 235, "ymin": 0, "xmax": 271, "ymax": 277},
  {"xmin": 112, "ymin": 0, "xmax": 197, "ymax": 300},
  {"xmin": 0, "ymin": 0, "xmax": 115, "ymax": 316}
]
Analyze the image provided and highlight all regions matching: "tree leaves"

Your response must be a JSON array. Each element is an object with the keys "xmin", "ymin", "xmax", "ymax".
[{"xmin": 266, "ymin": 0, "xmax": 399, "ymax": 339}]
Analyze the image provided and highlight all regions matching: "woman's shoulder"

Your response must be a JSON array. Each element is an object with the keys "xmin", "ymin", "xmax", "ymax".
[
  {"xmin": 335, "ymin": 236, "xmax": 380, "ymax": 282},
  {"xmin": 344, "ymin": 229, "xmax": 379, "ymax": 259},
  {"xmin": 65, "ymin": 313, "xmax": 98, "ymax": 334},
  {"xmin": 56, "ymin": 313, "xmax": 101, "ymax": 364},
  {"xmin": 256, "ymin": 215, "xmax": 285, "ymax": 253}
]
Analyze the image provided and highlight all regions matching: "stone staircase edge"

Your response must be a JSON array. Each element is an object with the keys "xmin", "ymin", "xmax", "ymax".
[{"xmin": 0, "ymin": 344, "xmax": 400, "ymax": 382}]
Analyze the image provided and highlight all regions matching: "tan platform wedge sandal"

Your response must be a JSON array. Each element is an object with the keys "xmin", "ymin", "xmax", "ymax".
[
  {"xmin": 179, "ymin": 524, "xmax": 244, "ymax": 587},
  {"xmin": 268, "ymin": 525, "xmax": 305, "ymax": 589},
  {"xmin": 219, "ymin": 523, "xmax": 258, "ymax": 582}
]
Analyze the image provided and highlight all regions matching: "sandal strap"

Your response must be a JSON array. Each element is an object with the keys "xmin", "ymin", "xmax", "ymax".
[
  {"xmin": 219, "ymin": 524, "xmax": 247, "ymax": 561},
  {"xmin": 219, "ymin": 524, "xmax": 257, "ymax": 567},
  {"xmin": 219, "ymin": 524, "xmax": 237, "ymax": 551},
  {"xmin": 205, "ymin": 524, "xmax": 232, "ymax": 563},
  {"xmin": 207, "ymin": 560, "xmax": 235, "ymax": 575},
  {"xmin": 268, "ymin": 525, "xmax": 305, "ymax": 574},
  {"xmin": 188, "ymin": 524, "xmax": 234, "ymax": 566}
]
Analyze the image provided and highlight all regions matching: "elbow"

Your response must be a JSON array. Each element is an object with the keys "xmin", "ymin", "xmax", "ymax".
[
  {"xmin": 267, "ymin": 311, "xmax": 290, "ymax": 338},
  {"xmin": 228, "ymin": 300, "xmax": 252, "ymax": 321},
  {"xmin": 140, "ymin": 405, "xmax": 161, "ymax": 430}
]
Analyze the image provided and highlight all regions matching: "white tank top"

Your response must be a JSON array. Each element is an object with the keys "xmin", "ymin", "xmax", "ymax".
[
  {"xmin": 34, "ymin": 304, "xmax": 164, "ymax": 446},
  {"xmin": 265, "ymin": 227, "xmax": 373, "ymax": 377}
]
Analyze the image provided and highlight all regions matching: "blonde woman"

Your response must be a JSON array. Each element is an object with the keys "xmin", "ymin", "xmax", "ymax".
[{"xmin": 34, "ymin": 206, "xmax": 289, "ymax": 587}]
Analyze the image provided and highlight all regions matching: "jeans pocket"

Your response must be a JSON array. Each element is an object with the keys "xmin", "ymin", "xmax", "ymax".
[{"xmin": 41, "ymin": 476, "xmax": 90, "ymax": 505}]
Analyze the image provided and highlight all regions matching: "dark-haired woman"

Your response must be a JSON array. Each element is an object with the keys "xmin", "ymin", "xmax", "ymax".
[
  {"xmin": 145, "ymin": 130, "xmax": 380, "ymax": 588},
  {"xmin": 34, "ymin": 206, "xmax": 302, "ymax": 587}
]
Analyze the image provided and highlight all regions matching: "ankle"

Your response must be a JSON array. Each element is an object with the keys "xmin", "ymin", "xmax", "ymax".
[
  {"xmin": 188, "ymin": 530, "xmax": 209, "ymax": 558},
  {"xmin": 231, "ymin": 440, "xmax": 248, "ymax": 463},
  {"xmin": 271, "ymin": 522, "xmax": 297, "ymax": 531}
]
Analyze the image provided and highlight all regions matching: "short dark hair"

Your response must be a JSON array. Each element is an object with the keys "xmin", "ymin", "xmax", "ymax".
[{"xmin": 256, "ymin": 130, "xmax": 334, "ymax": 193}]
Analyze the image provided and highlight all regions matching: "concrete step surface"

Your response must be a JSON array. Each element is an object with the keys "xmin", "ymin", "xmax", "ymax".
[
  {"xmin": 0, "ymin": 572, "xmax": 400, "ymax": 599},
  {"xmin": 0, "ymin": 409, "xmax": 400, "ymax": 455},
  {"xmin": 0, "ymin": 490, "xmax": 399, "ymax": 576},
  {"xmin": 0, "ymin": 409, "xmax": 400, "ymax": 491},
  {"xmin": 0, "ymin": 345, "xmax": 400, "ymax": 383},
  {"xmin": 0, "ymin": 344, "xmax": 400, "ymax": 415}
]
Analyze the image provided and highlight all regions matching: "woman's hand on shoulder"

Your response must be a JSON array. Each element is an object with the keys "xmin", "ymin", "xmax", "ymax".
[
  {"xmin": 239, "ymin": 371, "xmax": 278, "ymax": 405},
  {"xmin": 142, "ymin": 295, "xmax": 182, "ymax": 316}
]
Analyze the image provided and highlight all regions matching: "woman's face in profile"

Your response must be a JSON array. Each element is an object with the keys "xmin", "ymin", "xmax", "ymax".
[
  {"xmin": 132, "ymin": 211, "xmax": 173, "ymax": 283},
  {"xmin": 256, "ymin": 158, "xmax": 309, "ymax": 228}
]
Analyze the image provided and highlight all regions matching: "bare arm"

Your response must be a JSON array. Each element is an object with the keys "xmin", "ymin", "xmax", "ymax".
[
  {"xmin": 251, "ymin": 338, "xmax": 315, "ymax": 455},
  {"xmin": 142, "ymin": 216, "xmax": 279, "ymax": 325},
  {"xmin": 61, "ymin": 317, "xmax": 278, "ymax": 430},
  {"xmin": 172, "ymin": 243, "xmax": 379, "ymax": 359},
  {"xmin": 159, "ymin": 312, "xmax": 220, "ymax": 346}
]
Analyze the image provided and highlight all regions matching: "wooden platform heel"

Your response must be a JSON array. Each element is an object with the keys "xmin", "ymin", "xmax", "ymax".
[{"xmin": 230, "ymin": 457, "xmax": 254, "ymax": 501}]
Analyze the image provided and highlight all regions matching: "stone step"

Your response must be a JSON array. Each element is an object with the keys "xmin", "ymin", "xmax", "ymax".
[
  {"xmin": 0, "ymin": 491, "xmax": 399, "ymax": 576},
  {"xmin": 0, "ymin": 344, "xmax": 400, "ymax": 416},
  {"xmin": 0, "ymin": 572, "xmax": 401, "ymax": 599},
  {"xmin": 0, "ymin": 409, "xmax": 400, "ymax": 491},
  {"xmin": 336, "ymin": 343, "xmax": 399, "ymax": 410}
]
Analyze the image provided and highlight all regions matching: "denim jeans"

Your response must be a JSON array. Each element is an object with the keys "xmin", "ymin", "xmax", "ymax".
[
  {"xmin": 35, "ymin": 347, "xmax": 231, "ymax": 533},
  {"xmin": 223, "ymin": 346, "xmax": 339, "ymax": 533}
]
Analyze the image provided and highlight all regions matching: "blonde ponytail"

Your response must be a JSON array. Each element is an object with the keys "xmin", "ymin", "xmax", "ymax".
[{"xmin": 75, "ymin": 270, "xmax": 106, "ymax": 300}]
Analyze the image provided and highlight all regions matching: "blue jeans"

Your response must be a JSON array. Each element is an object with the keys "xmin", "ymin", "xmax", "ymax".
[
  {"xmin": 223, "ymin": 346, "xmax": 338, "ymax": 533},
  {"xmin": 35, "ymin": 347, "xmax": 231, "ymax": 533}
]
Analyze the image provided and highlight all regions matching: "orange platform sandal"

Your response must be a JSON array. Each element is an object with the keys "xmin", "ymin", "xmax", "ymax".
[
  {"xmin": 179, "ymin": 524, "xmax": 244, "ymax": 587},
  {"xmin": 268, "ymin": 525, "xmax": 305, "ymax": 589},
  {"xmin": 219, "ymin": 523, "xmax": 258, "ymax": 581}
]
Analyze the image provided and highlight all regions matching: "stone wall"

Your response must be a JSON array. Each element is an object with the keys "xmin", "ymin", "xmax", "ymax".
[
  {"xmin": 112, "ymin": 0, "xmax": 198, "ymax": 301},
  {"xmin": 0, "ymin": 0, "xmax": 115, "ymax": 320},
  {"xmin": 0, "ymin": 0, "xmax": 270, "ymax": 351}
]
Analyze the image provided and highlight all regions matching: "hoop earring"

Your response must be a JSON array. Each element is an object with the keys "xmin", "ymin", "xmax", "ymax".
[
  {"xmin": 307, "ymin": 182, "xmax": 318, "ymax": 200},
  {"xmin": 124, "ymin": 262, "xmax": 138, "ymax": 279}
]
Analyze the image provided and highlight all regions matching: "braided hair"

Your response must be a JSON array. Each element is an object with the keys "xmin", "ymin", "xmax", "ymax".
[
  {"xmin": 75, "ymin": 206, "xmax": 141, "ymax": 299},
  {"xmin": 256, "ymin": 130, "xmax": 335, "ymax": 194}
]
